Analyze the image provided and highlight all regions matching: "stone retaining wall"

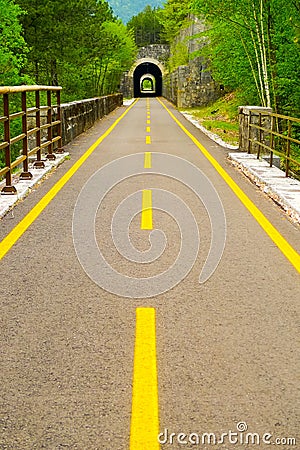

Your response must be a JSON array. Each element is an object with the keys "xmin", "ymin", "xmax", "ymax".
[
  {"xmin": 239, "ymin": 106, "xmax": 272, "ymax": 152},
  {"xmin": 162, "ymin": 58, "xmax": 222, "ymax": 108},
  {"xmin": 60, "ymin": 94, "xmax": 123, "ymax": 144},
  {"xmin": 137, "ymin": 44, "xmax": 170, "ymax": 65}
]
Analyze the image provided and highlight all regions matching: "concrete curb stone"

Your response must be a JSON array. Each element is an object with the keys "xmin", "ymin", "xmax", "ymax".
[{"xmin": 0, "ymin": 153, "xmax": 69, "ymax": 219}]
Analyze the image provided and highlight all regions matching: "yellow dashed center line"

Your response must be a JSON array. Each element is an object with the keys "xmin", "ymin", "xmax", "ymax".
[
  {"xmin": 130, "ymin": 308, "xmax": 159, "ymax": 450},
  {"xmin": 147, "ymin": 119, "xmax": 151, "ymax": 125},
  {"xmin": 144, "ymin": 152, "xmax": 152, "ymax": 169},
  {"xmin": 141, "ymin": 189, "xmax": 153, "ymax": 229},
  {"xmin": 146, "ymin": 135, "xmax": 151, "ymax": 145},
  {"xmin": 146, "ymin": 126, "xmax": 151, "ymax": 133}
]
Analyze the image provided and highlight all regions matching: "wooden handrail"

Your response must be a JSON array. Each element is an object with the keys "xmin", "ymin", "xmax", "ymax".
[
  {"xmin": 0, "ymin": 86, "xmax": 63, "ymax": 194},
  {"xmin": 245, "ymin": 109, "xmax": 300, "ymax": 178},
  {"xmin": 0, "ymin": 85, "xmax": 62, "ymax": 94}
]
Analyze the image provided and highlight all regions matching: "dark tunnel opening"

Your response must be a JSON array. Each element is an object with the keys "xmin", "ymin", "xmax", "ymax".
[{"xmin": 133, "ymin": 62, "xmax": 162, "ymax": 97}]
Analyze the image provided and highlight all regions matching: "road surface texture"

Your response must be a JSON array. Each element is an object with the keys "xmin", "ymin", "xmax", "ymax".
[{"xmin": 1, "ymin": 98, "xmax": 299, "ymax": 449}]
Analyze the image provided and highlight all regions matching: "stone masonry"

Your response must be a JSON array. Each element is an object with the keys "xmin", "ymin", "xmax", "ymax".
[
  {"xmin": 163, "ymin": 15, "xmax": 222, "ymax": 107},
  {"xmin": 121, "ymin": 16, "xmax": 222, "ymax": 107},
  {"xmin": 137, "ymin": 44, "xmax": 170, "ymax": 65},
  {"xmin": 60, "ymin": 94, "xmax": 123, "ymax": 144},
  {"xmin": 163, "ymin": 58, "xmax": 222, "ymax": 108}
]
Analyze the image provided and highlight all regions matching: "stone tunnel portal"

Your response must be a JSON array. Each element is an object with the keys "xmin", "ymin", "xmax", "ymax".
[{"xmin": 133, "ymin": 62, "xmax": 162, "ymax": 97}]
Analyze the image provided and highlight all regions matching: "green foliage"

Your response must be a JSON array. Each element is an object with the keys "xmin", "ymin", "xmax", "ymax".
[
  {"xmin": 91, "ymin": 21, "xmax": 137, "ymax": 95},
  {"xmin": 12, "ymin": 0, "xmax": 137, "ymax": 101},
  {"xmin": 183, "ymin": 92, "xmax": 241, "ymax": 145},
  {"xmin": 142, "ymin": 79, "xmax": 153, "ymax": 90},
  {"xmin": 154, "ymin": 0, "xmax": 192, "ymax": 71},
  {"xmin": 127, "ymin": 5, "xmax": 166, "ymax": 46},
  {"xmin": 0, "ymin": 0, "xmax": 30, "ymax": 85},
  {"xmin": 168, "ymin": 41, "xmax": 189, "ymax": 71},
  {"xmin": 0, "ymin": 0, "xmax": 33, "ymax": 169},
  {"xmin": 157, "ymin": 0, "xmax": 191, "ymax": 43},
  {"xmin": 0, "ymin": 0, "xmax": 137, "ymax": 169},
  {"xmin": 192, "ymin": 0, "xmax": 300, "ymax": 115}
]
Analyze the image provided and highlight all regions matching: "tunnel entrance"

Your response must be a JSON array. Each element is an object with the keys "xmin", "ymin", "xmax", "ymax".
[{"xmin": 133, "ymin": 62, "xmax": 162, "ymax": 97}]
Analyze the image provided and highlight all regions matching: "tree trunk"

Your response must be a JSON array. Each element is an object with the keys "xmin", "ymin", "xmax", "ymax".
[
  {"xmin": 50, "ymin": 59, "xmax": 59, "ymax": 86},
  {"xmin": 252, "ymin": 1, "xmax": 271, "ymax": 107},
  {"xmin": 240, "ymin": 32, "xmax": 264, "ymax": 105}
]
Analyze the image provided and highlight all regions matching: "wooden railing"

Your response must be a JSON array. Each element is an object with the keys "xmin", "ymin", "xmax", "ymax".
[
  {"xmin": 247, "ymin": 109, "xmax": 300, "ymax": 178},
  {"xmin": 0, "ymin": 85, "xmax": 63, "ymax": 194}
]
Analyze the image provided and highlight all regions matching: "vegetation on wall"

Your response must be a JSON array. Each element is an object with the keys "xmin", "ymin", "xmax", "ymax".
[
  {"xmin": 157, "ymin": 0, "xmax": 191, "ymax": 44},
  {"xmin": 156, "ymin": 0, "xmax": 192, "ymax": 71},
  {"xmin": 191, "ymin": 0, "xmax": 300, "ymax": 116}
]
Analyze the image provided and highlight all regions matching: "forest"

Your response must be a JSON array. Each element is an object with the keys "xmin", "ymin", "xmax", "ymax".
[
  {"xmin": 128, "ymin": 0, "xmax": 300, "ymax": 116},
  {"xmin": 0, "ymin": 0, "xmax": 137, "ymax": 101},
  {"xmin": 1, "ymin": 0, "xmax": 300, "ymax": 115}
]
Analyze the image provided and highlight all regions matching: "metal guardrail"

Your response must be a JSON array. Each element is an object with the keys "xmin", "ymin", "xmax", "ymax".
[
  {"xmin": 0, "ymin": 85, "xmax": 63, "ymax": 194},
  {"xmin": 247, "ymin": 110, "xmax": 300, "ymax": 178}
]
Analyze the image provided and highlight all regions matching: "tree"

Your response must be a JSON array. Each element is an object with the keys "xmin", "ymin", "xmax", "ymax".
[
  {"xmin": 156, "ymin": 0, "xmax": 192, "ymax": 71},
  {"xmin": 157, "ymin": 0, "xmax": 191, "ymax": 43},
  {"xmin": 14, "ymin": 0, "xmax": 136, "ymax": 100},
  {"xmin": 127, "ymin": 5, "xmax": 166, "ymax": 47},
  {"xmin": 16, "ymin": 0, "xmax": 114, "ymax": 84},
  {"xmin": 192, "ymin": 0, "xmax": 300, "ymax": 114},
  {"xmin": 0, "ymin": 0, "xmax": 29, "ymax": 85},
  {"xmin": 87, "ymin": 21, "xmax": 137, "ymax": 95},
  {"xmin": 0, "ymin": 0, "xmax": 32, "ymax": 169}
]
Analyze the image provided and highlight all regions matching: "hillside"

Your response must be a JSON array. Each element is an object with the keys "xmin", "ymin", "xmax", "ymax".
[{"xmin": 108, "ymin": 0, "xmax": 163, "ymax": 23}]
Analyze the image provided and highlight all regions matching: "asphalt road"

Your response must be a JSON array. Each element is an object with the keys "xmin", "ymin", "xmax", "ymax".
[{"xmin": 1, "ymin": 98, "xmax": 299, "ymax": 449}]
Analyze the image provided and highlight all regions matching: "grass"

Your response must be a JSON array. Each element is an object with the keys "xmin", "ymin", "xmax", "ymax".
[
  {"xmin": 181, "ymin": 92, "xmax": 300, "ymax": 178},
  {"xmin": 180, "ymin": 92, "xmax": 241, "ymax": 146}
]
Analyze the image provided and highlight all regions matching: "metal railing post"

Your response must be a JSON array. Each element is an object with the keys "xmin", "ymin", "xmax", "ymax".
[
  {"xmin": 269, "ymin": 115, "xmax": 274, "ymax": 167},
  {"xmin": 247, "ymin": 111, "xmax": 252, "ymax": 154},
  {"xmin": 55, "ymin": 89, "xmax": 64, "ymax": 153},
  {"xmin": 257, "ymin": 112, "xmax": 262, "ymax": 159},
  {"xmin": 0, "ymin": 85, "xmax": 63, "ymax": 194},
  {"xmin": 286, "ymin": 119, "xmax": 291, "ymax": 177},
  {"xmin": 2, "ymin": 93, "xmax": 17, "ymax": 194},
  {"xmin": 33, "ymin": 90, "xmax": 45, "ymax": 168},
  {"xmin": 46, "ymin": 90, "xmax": 55, "ymax": 160},
  {"xmin": 20, "ymin": 91, "xmax": 33, "ymax": 180}
]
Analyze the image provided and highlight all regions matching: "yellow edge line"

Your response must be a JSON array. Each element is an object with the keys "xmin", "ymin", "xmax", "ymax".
[
  {"xmin": 157, "ymin": 97, "xmax": 300, "ymax": 274},
  {"xmin": 0, "ymin": 98, "xmax": 140, "ymax": 260},
  {"xmin": 141, "ymin": 189, "xmax": 153, "ymax": 230},
  {"xmin": 130, "ymin": 308, "xmax": 159, "ymax": 450},
  {"xmin": 144, "ymin": 152, "xmax": 152, "ymax": 169}
]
